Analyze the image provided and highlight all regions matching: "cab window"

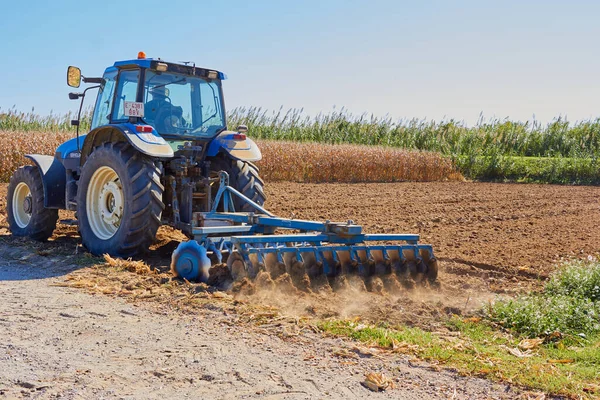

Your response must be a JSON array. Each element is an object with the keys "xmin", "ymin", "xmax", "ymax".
[
  {"xmin": 91, "ymin": 70, "xmax": 117, "ymax": 129},
  {"xmin": 112, "ymin": 69, "xmax": 140, "ymax": 121}
]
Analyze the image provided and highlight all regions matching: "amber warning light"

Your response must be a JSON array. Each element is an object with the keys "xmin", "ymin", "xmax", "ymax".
[{"xmin": 138, "ymin": 51, "xmax": 146, "ymax": 59}]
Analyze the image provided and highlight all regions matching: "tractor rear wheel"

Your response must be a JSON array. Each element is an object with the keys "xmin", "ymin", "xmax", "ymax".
[
  {"xmin": 77, "ymin": 142, "xmax": 164, "ymax": 257},
  {"xmin": 210, "ymin": 155, "xmax": 266, "ymax": 212},
  {"xmin": 7, "ymin": 166, "xmax": 58, "ymax": 241}
]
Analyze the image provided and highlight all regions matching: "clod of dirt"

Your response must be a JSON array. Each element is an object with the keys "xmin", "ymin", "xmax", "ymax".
[
  {"xmin": 286, "ymin": 261, "xmax": 311, "ymax": 292},
  {"xmin": 274, "ymin": 273, "xmax": 300, "ymax": 295},
  {"xmin": 382, "ymin": 275, "xmax": 403, "ymax": 294},
  {"xmin": 232, "ymin": 278, "xmax": 255, "ymax": 296},
  {"xmin": 442, "ymin": 306, "xmax": 462, "ymax": 316},
  {"xmin": 310, "ymin": 274, "xmax": 333, "ymax": 293},
  {"xmin": 367, "ymin": 277, "xmax": 385, "ymax": 294},
  {"xmin": 255, "ymin": 271, "xmax": 275, "ymax": 291},
  {"xmin": 207, "ymin": 264, "xmax": 232, "ymax": 288},
  {"xmin": 330, "ymin": 275, "xmax": 350, "ymax": 291},
  {"xmin": 266, "ymin": 262, "xmax": 286, "ymax": 280},
  {"xmin": 346, "ymin": 275, "xmax": 368, "ymax": 292}
]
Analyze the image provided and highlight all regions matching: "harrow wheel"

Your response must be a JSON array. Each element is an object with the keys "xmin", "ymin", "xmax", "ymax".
[
  {"xmin": 7, "ymin": 166, "xmax": 58, "ymax": 241},
  {"xmin": 171, "ymin": 241, "xmax": 211, "ymax": 282},
  {"xmin": 77, "ymin": 142, "xmax": 164, "ymax": 257}
]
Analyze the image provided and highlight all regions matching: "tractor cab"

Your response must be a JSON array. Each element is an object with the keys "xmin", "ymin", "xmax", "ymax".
[{"xmin": 70, "ymin": 52, "xmax": 228, "ymax": 140}]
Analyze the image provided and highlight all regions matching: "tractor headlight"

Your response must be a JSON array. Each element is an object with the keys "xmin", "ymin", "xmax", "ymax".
[
  {"xmin": 156, "ymin": 62, "xmax": 168, "ymax": 72},
  {"xmin": 207, "ymin": 70, "xmax": 218, "ymax": 79}
]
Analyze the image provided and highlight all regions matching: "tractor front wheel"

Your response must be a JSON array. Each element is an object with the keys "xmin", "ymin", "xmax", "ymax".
[
  {"xmin": 77, "ymin": 142, "xmax": 164, "ymax": 257},
  {"xmin": 7, "ymin": 166, "xmax": 58, "ymax": 241}
]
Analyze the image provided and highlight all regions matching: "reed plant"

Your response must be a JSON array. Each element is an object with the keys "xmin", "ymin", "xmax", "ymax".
[{"xmin": 2, "ymin": 106, "xmax": 599, "ymax": 183}]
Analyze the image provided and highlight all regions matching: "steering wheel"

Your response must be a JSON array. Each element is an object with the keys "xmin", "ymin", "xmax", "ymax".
[{"xmin": 154, "ymin": 106, "xmax": 183, "ymax": 134}]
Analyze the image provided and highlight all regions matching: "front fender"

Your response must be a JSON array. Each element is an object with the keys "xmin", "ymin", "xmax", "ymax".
[
  {"xmin": 206, "ymin": 131, "xmax": 262, "ymax": 162},
  {"xmin": 81, "ymin": 124, "xmax": 174, "ymax": 164},
  {"xmin": 25, "ymin": 154, "xmax": 66, "ymax": 209}
]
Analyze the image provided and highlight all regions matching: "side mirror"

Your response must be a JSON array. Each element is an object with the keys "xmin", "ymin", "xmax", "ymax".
[{"xmin": 67, "ymin": 66, "xmax": 81, "ymax": 88}]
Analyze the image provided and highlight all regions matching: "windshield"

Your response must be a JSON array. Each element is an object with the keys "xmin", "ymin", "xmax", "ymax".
[{"xmin": 143, "ymin": 70, "xmax": 225, "ymax": 137}]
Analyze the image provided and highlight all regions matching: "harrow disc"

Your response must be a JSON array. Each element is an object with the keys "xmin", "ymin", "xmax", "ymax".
[
  {"xmin": 226, "ymin": 251, "xmax": 247, "ymax": 281},
  {"xmin": 171, "ymin": 241, "xmax": 440, "ymax": 293},
  {"xmin": 264, "ymin": 253, "xmax": 286, "ymax": 279},
  {"xmin": 425, "ymin": 257, "xmax": 439, "ymax": 283}
]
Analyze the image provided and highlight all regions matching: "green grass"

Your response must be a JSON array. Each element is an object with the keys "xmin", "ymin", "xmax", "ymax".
[
  {"xmin": 4, "ymin": 106, "xmax": 600, "ymax": 184},
  {"xmin": 318, "ymin": 261, "xmax": 600, "ymax": 397},
  {"xmin": 318, "ymin": 318, "xmax": 600, "ymax": 398}
]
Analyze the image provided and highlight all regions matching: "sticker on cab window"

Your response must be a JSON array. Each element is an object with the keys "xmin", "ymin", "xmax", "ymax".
[{"xmin": 124, "ymin": 101, "xmax": 145, "ymax": 117}]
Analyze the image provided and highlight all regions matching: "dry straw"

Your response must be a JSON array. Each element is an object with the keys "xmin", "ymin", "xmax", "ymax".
[{"xmin": 0, "ymin": 131, "xmax": 461, "ymax": 183}]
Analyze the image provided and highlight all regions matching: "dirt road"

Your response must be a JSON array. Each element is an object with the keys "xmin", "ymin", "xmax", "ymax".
[{"xmin": 0, "ymin": 244, "xmax": 520, "ymax": 399}]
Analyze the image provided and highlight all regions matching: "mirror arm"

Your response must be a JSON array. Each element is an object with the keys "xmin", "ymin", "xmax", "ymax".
[
  {"xmin": 73, "ymin": 85, "xmax": 100, "ymax": 152},
  {"xmin": 82, "ymin": 76, "xmax": 103, "ymax": 84}
]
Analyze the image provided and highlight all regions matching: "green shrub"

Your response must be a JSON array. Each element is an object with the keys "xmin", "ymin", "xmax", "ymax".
[
  {"xmin": 488, "ymin": 261, "xmax": 600, "ymax": 337},
  {"xmin": 490, "ymin": 293, "xmax": 600, "ymax": 337},
  {"xmin": 546, "ymin": 261, "xmax": 600, "ymax": 302}
]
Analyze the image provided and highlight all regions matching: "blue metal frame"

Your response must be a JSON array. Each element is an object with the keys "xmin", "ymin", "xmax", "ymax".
[{"xmin": 170, "ymin": 172, "xmax": 437, "ymax": 281}]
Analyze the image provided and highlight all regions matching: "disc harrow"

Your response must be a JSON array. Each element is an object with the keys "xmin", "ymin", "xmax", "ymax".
[{"xmin": 171, "ymin": 172, "xmax": 439, "ymax": 289}]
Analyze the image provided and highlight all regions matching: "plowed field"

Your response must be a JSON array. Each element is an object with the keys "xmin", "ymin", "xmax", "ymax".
[
  {"xmin": 1, "ymin": 181, "xmax": 599, "ymax": 327},
  {"xmin": 267, "ymin": 181, "xmax": 600, "ymax": 277}
]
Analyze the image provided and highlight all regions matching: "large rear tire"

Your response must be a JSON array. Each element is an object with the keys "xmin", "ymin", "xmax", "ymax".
[
  {"xmin": 77, "ymin": 142, "xmax": 164, "ymax": 257},
  {"xmin": 210, "ymin": 155, "xmax": 266, "ymax": 212},
  {"xmin": 7, "ymin": 166, "xmax": 58, "ymax": 241}
]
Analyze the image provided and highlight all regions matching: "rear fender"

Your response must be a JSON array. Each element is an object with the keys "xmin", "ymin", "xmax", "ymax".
[
  {"xmin": 206, "ymin": 131, "xmax": 261, "ymax": 162},
  {"xmin": 25, "ymin": 155, "xmax": 66, "ymax": 209},
  {"xmin": 81, "ymin": 124, "xmax": 174, "ymax": 165}
]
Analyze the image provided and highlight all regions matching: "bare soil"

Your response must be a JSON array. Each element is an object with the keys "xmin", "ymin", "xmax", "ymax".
[{"xmin": 2, "ymin": 181, "xmax": 599, "ymax": 398}]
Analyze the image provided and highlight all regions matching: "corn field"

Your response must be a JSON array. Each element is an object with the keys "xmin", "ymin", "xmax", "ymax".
[
  {"xmin": 0, "ymin": 130, "xmax": 459, "ymax": 183},
  {"xmin": 258, "ymin": 141, "xmax": 458, "ymax": 183},
  {"xmin": 2, "ymin": 107, "xmax": 600, "ymax": 184}
]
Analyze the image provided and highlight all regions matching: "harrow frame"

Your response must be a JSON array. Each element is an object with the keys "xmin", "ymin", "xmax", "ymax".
[{"xmin": 170, "ymin": 172, "xmax": 438, "ymax": 283}]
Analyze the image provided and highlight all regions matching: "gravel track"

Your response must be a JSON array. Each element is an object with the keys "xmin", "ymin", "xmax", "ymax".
[{"xmin": 0, "ymin": 245, "xmax": 521, "ymax": 399}]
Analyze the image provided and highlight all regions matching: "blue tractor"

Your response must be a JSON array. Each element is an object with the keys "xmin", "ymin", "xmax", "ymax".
[{"xmin": 7, "ymin": 53, "xmax": 439, "ymax": 286}]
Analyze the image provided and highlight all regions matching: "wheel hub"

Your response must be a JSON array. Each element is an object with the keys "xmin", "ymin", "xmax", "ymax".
[
  {"xmin": 99, "ymin": 181, "xmax": 123, "ymax": 227},
  {"xmin": 86, "ymin": 166, "xmax": 124, "ymax": 240},
  {"xmin": 12, "ymin": 182, "xmax": 32, "ymax": 229},
  {"xmin": 22, "ymin": 195, "xmax": 32, "ymax": 214}
]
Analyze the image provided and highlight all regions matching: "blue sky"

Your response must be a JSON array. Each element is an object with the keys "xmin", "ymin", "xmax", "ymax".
[{"xmin": 1, "ymin": 0, "xmax": 599, "ymax": 125}]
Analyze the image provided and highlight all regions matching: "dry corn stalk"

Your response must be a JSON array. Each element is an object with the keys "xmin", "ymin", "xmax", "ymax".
[
  {"xmin": 0, "ymin": 131, "xmax": 460, "ymax": 184},
  {"xmin": 257, "ymin": 140, "xmax": 461, "ymax": 183},
  {"xmin": 518, "ymin": 338, "xmax": 544, "ymax": 350},
  {"xmin": 362, "ymin": 372, "xmax": 394, "ymax": 392}
]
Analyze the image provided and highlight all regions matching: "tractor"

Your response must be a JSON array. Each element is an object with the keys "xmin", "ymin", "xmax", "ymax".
[{"xmin": 7, "ymin": 52, "xmax": 439, "ymax": 286}]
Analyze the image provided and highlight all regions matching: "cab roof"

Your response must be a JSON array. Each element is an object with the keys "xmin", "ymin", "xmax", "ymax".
[{"xmin": 111, "ymin": 58, "xmax": 227, "ymax": 80}]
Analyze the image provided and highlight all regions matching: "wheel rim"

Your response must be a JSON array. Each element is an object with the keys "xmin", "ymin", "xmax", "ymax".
[
  {"xmin": 12, "ymin": 182, "xmax": 32, "ymax": 228},
  {"xmin": 86, "ymin": 166, "xmax": 124, "ymax": 240}
]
